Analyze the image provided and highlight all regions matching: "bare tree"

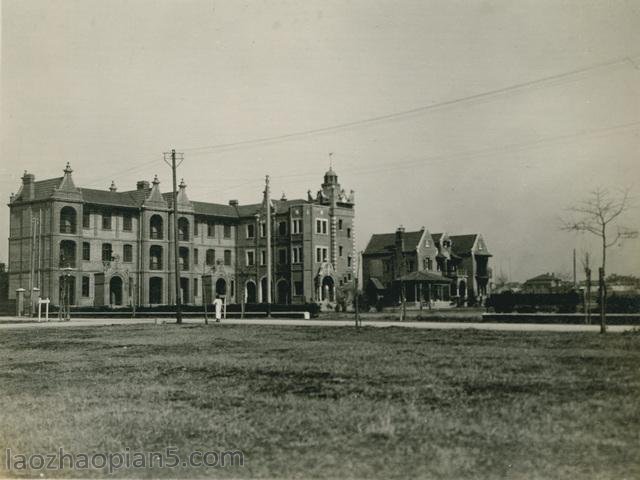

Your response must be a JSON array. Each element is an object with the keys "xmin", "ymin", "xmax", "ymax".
[{"xmin": 561, "ymin": 187, "xmax": 638, "ymax": 333}]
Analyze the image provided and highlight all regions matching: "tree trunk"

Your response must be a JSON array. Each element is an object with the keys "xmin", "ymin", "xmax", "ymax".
[
  {"xmin": 598, "ymin": 267, "xmax": 606, "ymax": 334},
  {"xmin": 599, "ymin": 228, "xmax": 607, "ymax": 334}
]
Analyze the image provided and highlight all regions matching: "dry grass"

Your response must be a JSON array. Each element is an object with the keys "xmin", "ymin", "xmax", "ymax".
[{"xmin": 0, "ymin": 324, "xmax": 639, "ymax": 478}]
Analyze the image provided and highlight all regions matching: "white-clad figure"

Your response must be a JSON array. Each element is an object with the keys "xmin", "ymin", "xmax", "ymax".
[{"xmin": 213, "ymin": 296, "xmax": 223, "ymax": 323}]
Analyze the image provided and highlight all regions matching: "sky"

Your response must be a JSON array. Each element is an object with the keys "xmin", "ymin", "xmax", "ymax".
[{"xmin": 1, "ymin": 0, "xmax": 639, "ymax": 281}]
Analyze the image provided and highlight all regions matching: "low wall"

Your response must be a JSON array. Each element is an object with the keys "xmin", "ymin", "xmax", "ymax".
[{"xmin": 482, "ymin": 313, "xmax": 640, "ymax": 325}]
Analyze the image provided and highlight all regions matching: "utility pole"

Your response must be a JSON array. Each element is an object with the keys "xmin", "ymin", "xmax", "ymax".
[
  {"xmin": 265, "ymin": 175, "xmax": 272, "ymax": 317},
  {"xmin": 573, "ymin": 248, "xmax": 577, "ymax": 288},
  {"xmin": 584, "ymin": 252, "xmax": 591, "ymax": 325},
  {"xmin": 28, "ymin": 215, "xmax": 37, "ymax": 316},
  {"xmin": 164, "ymin": 149, "xmax": 184, "ymax": 324}
]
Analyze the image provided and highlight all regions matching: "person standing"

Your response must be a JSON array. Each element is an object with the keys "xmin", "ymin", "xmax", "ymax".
[{"xmin": 213, "ymin": 295, "xmax": 223, "ymax": 323}]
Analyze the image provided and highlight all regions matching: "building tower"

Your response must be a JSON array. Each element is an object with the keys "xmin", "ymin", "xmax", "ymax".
[{"xmin": 322, "ymin": 167, "xmax": 340, "ymax": 269}]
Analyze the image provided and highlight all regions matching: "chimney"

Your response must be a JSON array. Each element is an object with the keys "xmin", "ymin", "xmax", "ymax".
[
  {"xmin": 22, "ymin": 171, "xmax": 35, "ymax": 201},
  {"xmin": 137, "ymin": 180, "xmax": 150, "ymax": 190},
  {"xmin": 228, "ymin": 200, "xmax": 239, "ymax": 207}
]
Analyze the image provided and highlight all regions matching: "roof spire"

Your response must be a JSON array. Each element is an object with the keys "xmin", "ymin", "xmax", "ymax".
[
  {"xmin": 64, "ymin": 162, "xmax": 73, "ymax": 174},
  {"xmin": 109, "ymin": 180, "xmax": 117, "ymax": 192}
]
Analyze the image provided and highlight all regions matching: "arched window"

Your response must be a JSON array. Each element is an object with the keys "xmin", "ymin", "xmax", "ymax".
[
  {"xmin": 245, "ymin": 281, "xmax": 257, "ymax": 304},
  {"xmin": 59, "ymin": 240, "xmax": 76, "ymax": 267},
  {"xmin": 178, "ymin": 217, "xmax": 189, "ymax": 241},
  {"xmin": 150, "ymin": 245, "xmax": 163, "ymax": 270},
  {"xmin": 150, "ymin": 215, "xmax": 163, "ymax": 239},
  {"xmin": 60, "ymin": 207, "xmax": 77, "ymax": 234}
]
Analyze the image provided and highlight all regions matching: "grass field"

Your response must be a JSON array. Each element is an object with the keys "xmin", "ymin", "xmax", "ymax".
[{"xmin": 1, "ymin": 324, "xmax": 639, "ymax": 478}]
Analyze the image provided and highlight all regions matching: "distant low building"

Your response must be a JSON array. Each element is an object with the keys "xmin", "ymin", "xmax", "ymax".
[
  {"xmin": 606, "ymin": 275, "xmax": 640, "ymax": 295},
  {"xmin": 521, "ymin": 273, "xmax": 572, "ymax": 294},
  {"xmin": 493, "ymin": 281, "xmax": 522, "ymax": 294}
]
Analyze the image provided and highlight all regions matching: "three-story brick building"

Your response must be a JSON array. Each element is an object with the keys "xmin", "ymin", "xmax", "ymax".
[{"xmin": 7, "ymin": 164, "xmax": 355, "ymax": 308}]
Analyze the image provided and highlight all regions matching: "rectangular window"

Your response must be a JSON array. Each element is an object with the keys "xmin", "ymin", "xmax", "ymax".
[
  {"xmin": 260, "ymin": 249, "xmax": 266, "ymax": 266},
  {"xmin": 223, "ymin": 224, "xmax": 232, "ymax": 239},
  {"xmin": 294, "ymin": 281, "xmax": 304, "ymax": 296},
  {"xmin": 259, "ymin": 222, "xmax": 266, "ymax": 238},
  {"xmin": 102, "ymin": 243, "xmax": 112, "ymax": 261},
  {"xmin": 347, "ymin": 256, "xmax": 352, "ymax": 267},
  {"xmin": 82, "ymin": 242, "xmax": 90, "ymax": 261},
  {"xmin": 278, "ymin": 248, "xmax": 287, "ymax": 265},
  {"xmin": 315, "ymin": 219, "xmax": 328, "ymax": 234},
  {"xmin": 291, "ymin": 218, "xmax": 302, "ymax": 234},
  {"xmin": 316, "ymin": 247, "xmax": 328, "ymax": 263},
  {"xmin": 339, "ymin": 246, "xmax": 343, "ymax": 257},
  {"xmin": 102, "ymin": 213, "xmax": 112, "ymax": 230},
  {"xmin": 123, "ymin": 213, "xmax": 132, "ymax": 231},
  {"xmin": 123, "ymin": 244, "xmax": 133, "ymax": 263},
  {"xmin": 193, "ymin": 248, "xmax": 199, "ymax": 265},
  {"xmin": 347, "ymin": 228, "xmax": 351, "ymax": 238},
  {"xmin": 82, "ymin": 276, "xmax": 90, "ymax": 297},
  {"xmin": 246, "ymin": 224, "xmax": 255, "ymax": 238},
  {"xmin": 224, "ymin": 249, "xmax": 232, "ymax": 266},
  {"xmin": 347, "ymin": 273, "xmax": 352, "ymax": 281},
  {"xmin": 194, "ymin": 278, "xmax": 199, "ymax": 297},
  {"xmin": 207, "ymin": 221, "xmax": 216, "ymax": 237},
  {"xmin": 278, "ymin": 221, "xmax": 287, "ymax": 236},
  {"xmin": 206, "ymin": 249, "xmax": 215, "ymax": 266},
  {"xmin": 338, "ymin": 219, "xmax": 343, "ymax": 230},
  {"xmin": 193, "ymin": 221, "xmax": 199, "ymax": 237},
  {"xmin": 246, "ymin": 250, "xmax": 255, "ymax": 266},
  {"xmin": 82, "ymin": 210, "xmax": 90, "ymax": 229},
  {"xmin": 179, "ymin": 248, "xmax": 189, "ymax": 271},
  {"xmin": 292, "ymin": 246, "xmax": 302, "ymax": 264}
]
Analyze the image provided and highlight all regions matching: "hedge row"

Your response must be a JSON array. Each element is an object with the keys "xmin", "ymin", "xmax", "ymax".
[{"xmin": 486, "ymin": 291, "xmax": 582, "ymax": 313}]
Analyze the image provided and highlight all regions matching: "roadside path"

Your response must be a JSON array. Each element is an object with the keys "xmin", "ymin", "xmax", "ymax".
[{"xmin": 0, "ymin": 316, "xmax": 635, "ymax": 332}]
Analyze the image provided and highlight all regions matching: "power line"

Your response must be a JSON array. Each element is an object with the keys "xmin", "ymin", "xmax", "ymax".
[
  {"xmin": 180, "ymin": 54, "xmax": 639, "ymax": 154},
  {"xmin": 185, "ymin": 120, "xmax": 640, "ymax": 191}
]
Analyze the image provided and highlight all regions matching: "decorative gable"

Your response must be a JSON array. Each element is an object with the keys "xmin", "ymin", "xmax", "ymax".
[
  {"xmin": 51, "ymin": 163, "xmax": 82, "ymax": 202},
  {"xmin": 143, "ymin": 175, "xmax": 169, "ymax": 210}
]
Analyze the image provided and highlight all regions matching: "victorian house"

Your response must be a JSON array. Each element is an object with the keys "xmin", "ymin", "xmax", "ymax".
[
  {"xmin": 362, "ymin": 227, "xmax": 492, "ymax": 305},
  {"xmin": 7, "ymin": 164, "xmax": 355, "ymax": 308}
]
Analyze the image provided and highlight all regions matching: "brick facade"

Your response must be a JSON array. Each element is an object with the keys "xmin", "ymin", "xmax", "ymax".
[{"xmin": 7, "ymin": 164, "xmax": 355, "ymax": 308}]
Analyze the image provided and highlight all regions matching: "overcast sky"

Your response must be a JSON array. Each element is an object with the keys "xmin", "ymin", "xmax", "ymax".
[{"xmin": 1, "ymin": 0, "xmax": 639, "ymax": 281}]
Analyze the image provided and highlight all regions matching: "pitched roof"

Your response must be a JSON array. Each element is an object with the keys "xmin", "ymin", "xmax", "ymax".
[
  {"xmin": 524, "ymin": 273, "xmax": 558, "ymax": 284},
  {"xmin": 449, "ymin": 234, "xmax": 478, "ymax": 255},
  {"xmin": 236, "ymin": 199, "xmax": 307, "ymax": 218},
  {"xmin": 431, "ymin": 233, "xmax": 444, "ymax": 243},
  {"xmin": 192, "ymin": 201, "xmax": 238, "ymax": 218},
  {"xmin": 13, "ymin": 177, "xmax": 63, "ymax": 202},
  {"xmin": 364, "ymin": 230, "xmax": 425, "ymax": 255},
  {"xmin": 80, "ymin": 188, "xmax": 145, "ymax": 208}
]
